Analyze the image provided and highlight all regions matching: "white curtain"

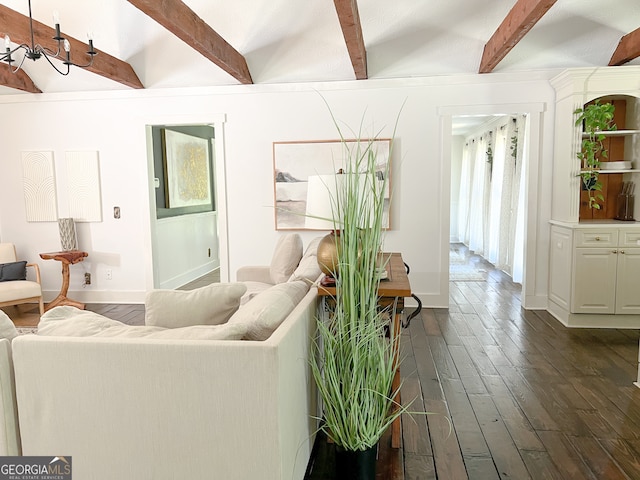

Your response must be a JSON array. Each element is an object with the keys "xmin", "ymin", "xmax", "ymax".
[{"xmin": 456, "ymin": 115, "xmax": 526, "ymax": 284}]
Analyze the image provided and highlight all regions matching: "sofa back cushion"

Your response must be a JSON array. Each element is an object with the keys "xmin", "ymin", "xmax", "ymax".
[
  {"xmin": 38, "ymin": 306, "xmax": 248, "ymax": 340},
  {"xmin": 289, "ymin": 236, "xmax": 323, "ymax": 283},
  {"xmin": 270, "ymin": 234, "xmax": 303, "ymax": 284},
  {"xmin": 145, "ymin": 283, "xmax": 247, "ymax": 328},
  {"xmin": 0, "ymin": 311, "xmax": 18, "ymax": 340},
  {"xmin": 229, "ymin": 281, "xmax": 309, "ymax": 341}
]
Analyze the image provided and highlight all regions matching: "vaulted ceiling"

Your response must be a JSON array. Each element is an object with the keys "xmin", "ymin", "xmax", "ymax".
[{"xmin": 0, "ymin": 0, "xmax": 639, "ymax": 95}]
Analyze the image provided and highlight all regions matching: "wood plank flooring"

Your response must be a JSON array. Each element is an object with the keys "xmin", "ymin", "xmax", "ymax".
[
  {"xmin": 5, "ymin": 255, "xmax": 640, "ymax": 479},
  {"xmin": 308, "ymin": 245, "xmax": 640, "ymax": 479}
]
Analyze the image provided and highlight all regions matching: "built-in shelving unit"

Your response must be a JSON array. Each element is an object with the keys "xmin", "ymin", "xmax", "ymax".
[{"xmin": 548, "ymin": 67, "xmax": 640, "ymax": 329}]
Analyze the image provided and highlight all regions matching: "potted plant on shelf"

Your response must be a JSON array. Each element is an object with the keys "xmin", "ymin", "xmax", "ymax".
[
  {"xmin": 309, "ymin": 110, "xmax": 405, "ymax": 480},
  {"xmin": 574, "ymin": 100, "xmax": 617, "ymax": 210}
]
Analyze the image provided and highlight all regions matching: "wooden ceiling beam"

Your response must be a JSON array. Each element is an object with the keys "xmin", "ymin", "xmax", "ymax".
[
  {"xmin": 609, "ymin": 27, "xmax": 640, "ymax": 66},
  {"xmin": 479, "ymin": 0, "xmax": 557, "ymax": 74},
  {"xmin": 127, "ymin": 0, "xmax": 253, "ymax": 84},
  {"xmin": 0, "ymin": 4, "xmax": 143, "ymax": 90},
  {"xmin": 333, "ymin": 0, "xmax": 367, "ymax": 80},
  {"xmin": 0, "ymin": 65, "xmax": 41, "ymax": 94}
]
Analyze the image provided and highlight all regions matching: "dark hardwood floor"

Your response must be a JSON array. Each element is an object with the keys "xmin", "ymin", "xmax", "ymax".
[
  {"xmin": 308, "ymin": 244, "xmax": 640, "ymax": 479},
  {"xmin": 5, "ymin": 255, "xmax": 640, "ymax": 479}
]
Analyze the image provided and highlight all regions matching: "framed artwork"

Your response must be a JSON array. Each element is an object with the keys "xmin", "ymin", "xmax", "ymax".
[
  {"xmin": 273, "ymin": 139, "xmax": 392, "ymax": 230},
  {"xmin": 164, "ymin": 130, "xmax": 212, "ymax": 209}
]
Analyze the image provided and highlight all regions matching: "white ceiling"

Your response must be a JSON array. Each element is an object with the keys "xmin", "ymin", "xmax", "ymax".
[{"xmin": 0, "ymin": 0, "xmax": 639, "ymax": 95}]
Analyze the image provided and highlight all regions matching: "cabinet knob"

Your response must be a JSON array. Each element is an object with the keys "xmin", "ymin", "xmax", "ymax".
[
  {"xmin": 612, "ymin": 250, "xmax": 618, "ymax": 254},
  {"xmin": 620, "ymin": 250, "xmax": 625, "ymax": 254},
  {"xmin": 595, "ymin": 236, "xmax": 601, "ymax": 241}
]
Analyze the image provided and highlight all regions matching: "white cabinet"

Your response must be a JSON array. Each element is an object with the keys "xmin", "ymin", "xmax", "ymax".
[
  {"xmin": 616, "ymin": 248, "xmax": 640, "ymax": 313},
  {"xmin": 548, "ymin": 223, "xmax": 640, "ymax": 328},
  {"xmin": 572, "ymin": 247, "xmax": 618, "ymax": 314}
]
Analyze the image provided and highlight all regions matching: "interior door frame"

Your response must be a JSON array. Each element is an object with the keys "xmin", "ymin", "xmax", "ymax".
[
  {"xmin": 439, "ymin": 103, "xmax": 545, "ymax": 310},
  {"xmin": 143, "ymin": 113, "xmax": 229, "ymax": 290}
]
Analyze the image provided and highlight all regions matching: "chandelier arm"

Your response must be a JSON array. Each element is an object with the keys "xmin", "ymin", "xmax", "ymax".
[
  {"xmin": 35, "ymin": 43, "xmax": 63, "ymax": 59},
  {"xmin": 39, "ymin": 50, "xmax": 70, "ymax": 75},
  {"xmin": 66, "ymin": 55, "xmax": 96, "ymax": 69},
  {"xmin": 9, "ymin": 53, "xmax": 28, "ymax": 74},
  {"xmin": 1, "ymin": 43, "xmax": 31, "ymax": 60}
]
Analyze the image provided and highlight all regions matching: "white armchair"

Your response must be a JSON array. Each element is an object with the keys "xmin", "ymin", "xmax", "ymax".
[{"xmin": 0, "ymin": 243, "xmax": 44, "ymax": 316}]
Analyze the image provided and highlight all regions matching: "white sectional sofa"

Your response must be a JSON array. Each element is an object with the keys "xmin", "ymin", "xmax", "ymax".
[{"xmin": 0, "ymin": 234, "xmax": 323, "ymax": 480}]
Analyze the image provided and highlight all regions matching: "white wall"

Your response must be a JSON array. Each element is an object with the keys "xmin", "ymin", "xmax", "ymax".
[{"xmin": 0, "ymin": 71, "xmax": 557, "ymax": 307}]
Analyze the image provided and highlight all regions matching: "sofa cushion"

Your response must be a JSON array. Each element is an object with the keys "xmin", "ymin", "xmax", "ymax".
[
  {"xmin": 145, "ymin": 283, "xmax": 247, "ymax": 328},
  {"xmin": 0, "ymin": 261, "xmax": 27, "ymax": 282},
  {"xmin": 239, "ymin": 281, "xmax": 272, "ymax": 306},
  {"xmin": 38, "ymin": 306, "xmax": 248, "ymax": 340},
  {"xmin": 93, "ymin": 323, "xmax": 248, "ymax": 340},
  {"xmin": 229, "ymin": 281, "xmax": 309, "ymax": 341},
  {"xmin": 289, "ymin": 254, "xmax": 322, "ymax": 283},
  {"xmin": 270, "ymin": 234, "xmax": 303, "ymax": 284},
  {"xmin": 0, "ymin": 310, "xmax": 18, "ymax": 340},
  {"xmin": 38, "ymin": 307, "xmax": 131, "ymax": 336}
]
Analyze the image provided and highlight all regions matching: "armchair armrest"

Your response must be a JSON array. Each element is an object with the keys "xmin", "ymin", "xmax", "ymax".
[
  {"xmin": 236, "ymin": 266, "xmax": 273, "ymax": 284},
  {"xmin": 26, "ymin": 263, "xmax": 41, "ymax": 284}
]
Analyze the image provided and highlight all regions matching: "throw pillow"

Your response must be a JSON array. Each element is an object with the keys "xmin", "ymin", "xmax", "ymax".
[
  {"xmin": 269, "ymin": 234, "xmax": 303, "ymax": 284},
  {"xmin": 0, "ymin": 310, "xmax": 18, "ymax": 340},
  {"xmin": 0, "ymin": 261, "xmax": 27, "ymax": 282},
  {"xmin": 145, "ymin": 282, "xmax": 247, "ymax": 328},
  {"xmin": 228, "ymin": 280, "xmax": 309, "ymax": 341}
]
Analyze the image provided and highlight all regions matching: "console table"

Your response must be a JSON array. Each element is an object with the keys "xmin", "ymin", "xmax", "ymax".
[
  {"xmin": 318, "ymin": 252, "xmax": 412, "ymax": 448},
  {"xmin": 39, "ymin": 250, "xmax": 88, "ymax": 311}
]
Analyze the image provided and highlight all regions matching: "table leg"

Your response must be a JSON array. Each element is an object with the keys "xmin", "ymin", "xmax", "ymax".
[
  {"xmin": 391, "ymin": 310, "xmax": 402, "ymax": 449},
  {"xmin": 44, "ymin": 262, "xmax": 85, "ymax": 311}
]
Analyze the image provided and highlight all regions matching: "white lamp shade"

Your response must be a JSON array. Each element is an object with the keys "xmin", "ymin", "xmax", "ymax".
[
  {"xmin": 305, "ymin": 175, "xmax": 342, "ymax": 230},
  {"xmin": 305, "ymin": 174, "xmax": 378, "ymax": 230}
]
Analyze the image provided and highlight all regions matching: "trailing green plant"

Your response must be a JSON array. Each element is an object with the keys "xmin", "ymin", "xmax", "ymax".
[
  {"xmin": 574, "ymin": 100, "xmax": 616, "ymax": 209},
  {"xmin": 309, "ymin": 104, "xmax": 407, "ymax": 452}
]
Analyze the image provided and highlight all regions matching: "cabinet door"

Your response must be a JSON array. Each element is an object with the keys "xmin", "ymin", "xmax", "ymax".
[
  {"xmin": 572, "ymin": 248, "xmax": 617, "ymax": 314},
  {"xmin": 615, "ymin": 248, "xmax": 640, "ymax": 314}
]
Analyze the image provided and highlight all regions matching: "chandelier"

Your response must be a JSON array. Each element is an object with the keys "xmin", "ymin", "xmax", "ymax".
[{"xmin": 1, "ymin": 0, "xmax": 97, "ymax": 75}]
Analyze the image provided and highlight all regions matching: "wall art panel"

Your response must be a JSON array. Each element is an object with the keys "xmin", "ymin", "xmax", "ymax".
[
  {"xmin": 66, "ymin": 151, "xmax": 103, "ymax": 222},
  {"xmin": 21, "ymin": 151, "xmax": 58, "ymax": 222}
]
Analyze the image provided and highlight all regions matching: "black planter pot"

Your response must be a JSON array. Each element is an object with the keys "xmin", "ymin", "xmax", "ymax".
[{"xmin": 334, "ymin": 444, "xmax": 377, "ymax": 480}]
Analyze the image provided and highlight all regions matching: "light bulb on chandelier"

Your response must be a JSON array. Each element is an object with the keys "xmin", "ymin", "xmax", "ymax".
[{"xmin": 1, "ymin": 0, "xmax": 97, "ymax": 76}]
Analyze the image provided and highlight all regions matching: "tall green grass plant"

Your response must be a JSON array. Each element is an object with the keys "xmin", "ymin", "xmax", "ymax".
[{"xmin": 310, "ymin": 106, "xmax": 404, "ymax": 451}]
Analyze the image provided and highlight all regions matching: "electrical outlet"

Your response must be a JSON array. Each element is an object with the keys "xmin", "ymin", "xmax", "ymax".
[
  {"xmin": 106, "ymin": 269, "xmax": 112, "ymax": 280},
  {"xmin": 84, "ymin": 272, "xmax": 91, "ymax": 285}
]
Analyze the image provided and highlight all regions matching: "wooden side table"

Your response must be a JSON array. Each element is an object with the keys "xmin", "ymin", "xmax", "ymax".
[
  {"xmin": 318, "ymin": 252, "xmax": 412, "ymax": 449},
  {"xmin": 40, "ymin": 250, "xmax": 88, "ymax": 311}
]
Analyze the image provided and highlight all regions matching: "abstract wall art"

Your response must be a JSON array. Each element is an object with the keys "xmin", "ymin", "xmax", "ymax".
[{"xmin": 21, "ymin": 151, "xmax": 58, "ymax": 222}]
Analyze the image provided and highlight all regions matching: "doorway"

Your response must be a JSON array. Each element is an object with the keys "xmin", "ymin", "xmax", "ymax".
[
  {"xmin": 450, "ymin": 114, "xmax": 525, "ymax": 286},
  {"xmin": 439, "ymin": 103, "xmax": 544, "ymax": 310},
  {"xmin": 144, "ymin": 115, "xmax": 229, "ymax": 291}
]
